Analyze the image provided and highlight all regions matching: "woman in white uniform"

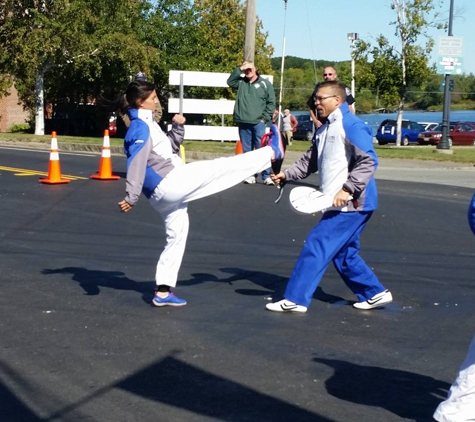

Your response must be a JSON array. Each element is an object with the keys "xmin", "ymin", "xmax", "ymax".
[{"xmin": 103, "ymin": 80, "xmax": 284, "ymax": 307}]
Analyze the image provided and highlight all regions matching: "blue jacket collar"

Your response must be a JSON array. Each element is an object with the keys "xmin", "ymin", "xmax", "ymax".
[
  {"xmin": 339, "ymin": 101, "xmax": 349, "ymax": 115},
  {"xmin": 328, "ymin": 102, "xmax": 349, "ymax": 124},
  {"xmin": 127, "ymin": 108, "xmax": 153, "ymax": 121}
]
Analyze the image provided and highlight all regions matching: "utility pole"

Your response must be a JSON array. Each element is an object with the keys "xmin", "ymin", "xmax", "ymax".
[
  {"xmin": 437, "ymin": 0, "xmax": 454, "ymax": 150},
  {"xmin": 278, "ymin": 0, "xmax": 288, "ymax": 128},
  {"xmin": 347, "ymin": 33, "xmax": 359, "ymax": 112},
  {"xmin": 244, "ymin": 0, "xmax": 256, "ymax": 62}
]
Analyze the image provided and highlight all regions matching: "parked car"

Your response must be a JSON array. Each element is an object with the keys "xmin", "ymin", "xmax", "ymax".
[
  {"xmin": 417, "ymin": 121, "xmax": 475, "ymax": 146},
  {"xmin": 418, "ymin": 121, "xmax": 439, "ymax": 131},
  {"xmin": 375, "ymin": 119, "xmax": 426, "ymax": 145},
  {"xmin": 292, "ymin": 111, "xmax": 314, "ymax": 141},
  {"xmin": 108, "ymin": 114, "xmax": 117, "ymax": 137}
]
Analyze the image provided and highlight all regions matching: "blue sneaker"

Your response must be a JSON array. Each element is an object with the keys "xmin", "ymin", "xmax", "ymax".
[
  {"xmin": 152, "ymin": 292, "xmax": 187, "ymax": 307},
  {"xmin": 261, "ymin": 124, "xmax": 284, "ymax": 161}
]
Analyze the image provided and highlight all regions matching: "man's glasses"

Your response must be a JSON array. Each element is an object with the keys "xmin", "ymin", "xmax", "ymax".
[
  {"xmin": 323, "ymin": 73, "xmax": 333, "ymax": 76},
  {"xmin": 315, "ymin": 95, "xmax": 337, "ymax": 103}
]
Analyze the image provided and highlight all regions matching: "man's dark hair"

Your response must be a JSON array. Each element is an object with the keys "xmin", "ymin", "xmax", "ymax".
[{"xmin": 318, "ymin": 81, "xmax": 347, "ymax": 102}]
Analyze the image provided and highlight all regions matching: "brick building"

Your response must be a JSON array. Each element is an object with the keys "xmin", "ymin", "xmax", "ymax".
[{"xmin": 0, "ymin": 84, "xmax": 30, "ymax": 132}]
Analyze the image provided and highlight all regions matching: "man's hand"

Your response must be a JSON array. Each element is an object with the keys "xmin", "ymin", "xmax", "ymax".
[
  {"xmin": 240, "ymin": 61, "xmax": 253, "ymax": 71},
  {"xmin": 333, "ymin": 189, "xmax": 351, "ymax": 207},
  {"xmin": 172, "ymin": 114, "xmax": 186, "ymax": 125},
  {"xmin": 271, "ymin": 171, "xmax": 286, "ymax": 185},
  {"xmin": 118, "ymin": 200, "xmax": 133, "ymax": 213},
  {"xmin": 314, "ymin": 120, "xmax": 323, "ymax": 129}
]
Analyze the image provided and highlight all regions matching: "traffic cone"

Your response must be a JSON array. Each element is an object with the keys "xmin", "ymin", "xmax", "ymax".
[
  {"xmin": 180, "ymin": 144, "xmax": 186, "ymax": 164},
  {"xmin": 235, "ymin": 140, "xmax": 243, "ymax": 155},
  {"xmin": 90, "ymin": 130, "xmax": 120, "ymax": 180},
  {"xmin": 39, "ymin": 131, "xmax": 70, "ymax": 184}
]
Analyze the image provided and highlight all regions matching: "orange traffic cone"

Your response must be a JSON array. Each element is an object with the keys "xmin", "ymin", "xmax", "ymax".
[
  {"xmin": 39, "ymin": 131, "xmax": 70, "ymax": 184},
  {"xmin": 235, "ymin": 140, "xmax": 243, "ymax": 155},
  {"xmin": 91, "ymin": 130, "xmax": 120, "ymax": 180}
]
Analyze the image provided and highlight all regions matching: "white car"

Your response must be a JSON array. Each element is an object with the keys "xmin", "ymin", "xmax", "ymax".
[{"xmin": 418, "ymin": 121, "xmax": 439, "ymax": 131}]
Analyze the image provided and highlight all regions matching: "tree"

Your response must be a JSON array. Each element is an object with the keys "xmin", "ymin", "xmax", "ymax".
[
  {"xmin": 0, "ymin": 0, "xmax": 155, "ymax": 135},
  {"xmin": 354, "ymin": 0, "xmax": 445, "ymax": 145},
  {"xmin": 271, "ymin": 58, "xmax": 352, "ymax": 110},
  {"xmin": 141, "ymin": 0, "xmax": 274, "ymax": 124},
  {"xmin": 273, "ymin": 67, "xmax": 313, "ymax": 110}
]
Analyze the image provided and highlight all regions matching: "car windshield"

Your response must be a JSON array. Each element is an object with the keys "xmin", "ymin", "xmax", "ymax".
[{"xmin": 432, "ymin": 124, "xmax": 455, "ymax": 131}]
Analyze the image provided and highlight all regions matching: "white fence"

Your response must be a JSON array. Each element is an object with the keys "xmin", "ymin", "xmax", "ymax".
[{"xmin": 168, "ymin": 70, "xmax": 273, "ymax": 141}]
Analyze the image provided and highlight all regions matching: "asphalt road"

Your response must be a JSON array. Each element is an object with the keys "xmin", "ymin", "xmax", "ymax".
[{"xmin": 1, "ymin": 146, "xmax": 474, "ymax": 422}]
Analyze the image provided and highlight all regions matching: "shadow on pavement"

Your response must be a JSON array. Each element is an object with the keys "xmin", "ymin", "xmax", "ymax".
[
  {"xmin": 42, "ymin": 267, "xmax": 155, "ymax": 303},
  {"xmin": 42, "ymin": 266, "xmax": 348, "ymax": 307},
  {"xmin": 42, "ymin": 354, "xmax": 335, "ymax": 421},
  {"xmin": 0, "ymin": 360, "xmax": 63, "ymax": 421},
  {"xmin": 181, "ymin": 267, "xmax": 347, "ymax": 304},
  {"xmin": 313, "ymin": 357, "xmax": 449, "ymax": 422},
  {"xmin": 115, "ymin": 354, "xmax": 334, "ymax": 422},
  {"xmin": 0, "ymin": 380, "xmax": 43, "ymax": 421}
]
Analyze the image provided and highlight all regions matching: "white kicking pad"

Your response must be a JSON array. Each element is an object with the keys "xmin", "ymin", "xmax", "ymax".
[
  {"xmin": 289, "ymin": 187, "xmax": 333, "ymax": 214},
  {"xmin": 289, "ymin": 186, "xmax": 352, "ymax": 215}
]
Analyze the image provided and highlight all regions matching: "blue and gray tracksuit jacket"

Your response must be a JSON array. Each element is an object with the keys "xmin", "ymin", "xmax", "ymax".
[
  {"xmin": 284, "ymin": 102, "xmax": 378, "ymax": 212},
  {"xmin": 468, "ymin": 192, "xmax": 475, "ymax": 235},
  {"xmin": 123, "ymin": 108, "xmax": 184, "ymax": 206}
]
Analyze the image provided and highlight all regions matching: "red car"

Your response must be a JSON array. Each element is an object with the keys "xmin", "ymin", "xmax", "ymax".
[
  {"xmin": 418, "ymin": 122, "xmax": 475, "ymax": 146},
  {"xmin": 108, "ymin": 114, "xmax": 117, "ymax": 136}
]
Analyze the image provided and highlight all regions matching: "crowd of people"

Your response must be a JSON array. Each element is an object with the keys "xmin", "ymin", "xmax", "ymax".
[{"xmin": 101, "ymin": 63, "xmax": 473, "ymax": 422}]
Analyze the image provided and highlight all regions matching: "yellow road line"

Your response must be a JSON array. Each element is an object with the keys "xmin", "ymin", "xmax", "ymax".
[{"xmin": 0, "ymin": 165, "xmax": 87, "ymax": 180}]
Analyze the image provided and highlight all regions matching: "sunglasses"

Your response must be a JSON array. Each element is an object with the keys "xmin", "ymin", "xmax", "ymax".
[{"xmin": 323, "ymin": 73, "xmax": 334, "ymax": 76}]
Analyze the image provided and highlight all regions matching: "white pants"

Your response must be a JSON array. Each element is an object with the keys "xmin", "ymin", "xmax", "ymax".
[
  {"xmin": 148, "ymin": 147, "xmax": 274, "ymax": 287},
  {"xmin": 434, "ymin": 333, "xmax": 475, "ymax": 422}
]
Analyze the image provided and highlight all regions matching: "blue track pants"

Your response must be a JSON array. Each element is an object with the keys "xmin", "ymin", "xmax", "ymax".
[{"xmin": 284, "ymin": 210, "xmax": 386, "ymax": 307}]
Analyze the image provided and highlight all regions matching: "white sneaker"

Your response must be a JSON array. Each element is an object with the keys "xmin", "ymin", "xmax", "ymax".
[
  {"xmin": 353, "ymin": 290, "xmax": 393, "ymax": 310},
  {"xmin": 264, "ymin": 177, "xmax": 275, "ymax": 186},
  {"xmin": 266, "ymin": 299, "xmax": 307, "ymax": 313},
  {"xmin": 243, "ymin": 176, "xmax": 256, "ymax": 184}
]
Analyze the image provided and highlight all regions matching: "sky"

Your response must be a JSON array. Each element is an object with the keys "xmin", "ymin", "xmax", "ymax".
[{"xmin": 255, "ymin": 0, "xmax": 474, "ymax": 75}]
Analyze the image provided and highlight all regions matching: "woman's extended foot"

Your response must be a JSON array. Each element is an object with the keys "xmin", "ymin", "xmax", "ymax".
[{"xmin": 152, "ymin": 292, "xmax": 187, "ymax": 307}]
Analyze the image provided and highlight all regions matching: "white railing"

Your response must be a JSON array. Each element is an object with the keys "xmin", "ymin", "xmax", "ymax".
[{"xmin": 168, "ymin": 70, "xmax": 273, "ymax": 141}]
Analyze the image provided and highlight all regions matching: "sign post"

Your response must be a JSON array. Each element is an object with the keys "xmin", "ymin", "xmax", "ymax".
[{"xmin": 436, "ymin": 1, "xmax": 462, "ymax": 151}]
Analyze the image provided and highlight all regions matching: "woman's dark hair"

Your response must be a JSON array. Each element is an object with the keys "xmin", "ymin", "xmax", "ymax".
[{"xmin": 97, "ymin": 80, "xmax": 156, "ymax": 115}]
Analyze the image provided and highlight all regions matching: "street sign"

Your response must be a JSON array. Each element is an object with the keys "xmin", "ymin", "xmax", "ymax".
[
  {"xmin": 437, "ymin": 36, "xmax": 464, "ymax": 75},
  {"xmin": 437, "ymin": 56, "xmax": 464, "ymax": 75},
  {"xmin": 438, "ymin": 36, "xmax": 463, "ymax": 56}
]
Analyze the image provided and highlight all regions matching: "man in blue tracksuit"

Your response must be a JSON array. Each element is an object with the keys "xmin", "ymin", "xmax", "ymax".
[{"xmin": 267, "ymin": 80, "xmax": 393, "ymax": 313}]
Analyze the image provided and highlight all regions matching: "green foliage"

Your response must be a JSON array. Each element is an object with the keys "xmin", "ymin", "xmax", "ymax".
[
  {"xmin": 0, "ymin": 0, "xmax": 473, "ymax": 125},
  {"xmin": 10, "ymin": 123, "xmax": 31, "ymax": 133},
  {"xmin": 353, "ymin": 0, "xmax": 442, "ymax": 114},
  {"xmin": 0, "ymin": 0, "xmax": 157, "ymax": 110},
  {"xmin": 272, "ymin": 57, "xmax": 354, "ymax": 110},
  {"xmin": 0, "ymin": 74, "xmax": 12, "ymax": 99},
  {"xmin": 141, "ymin": 0, "xmax": 274, "ymax": 119}
]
